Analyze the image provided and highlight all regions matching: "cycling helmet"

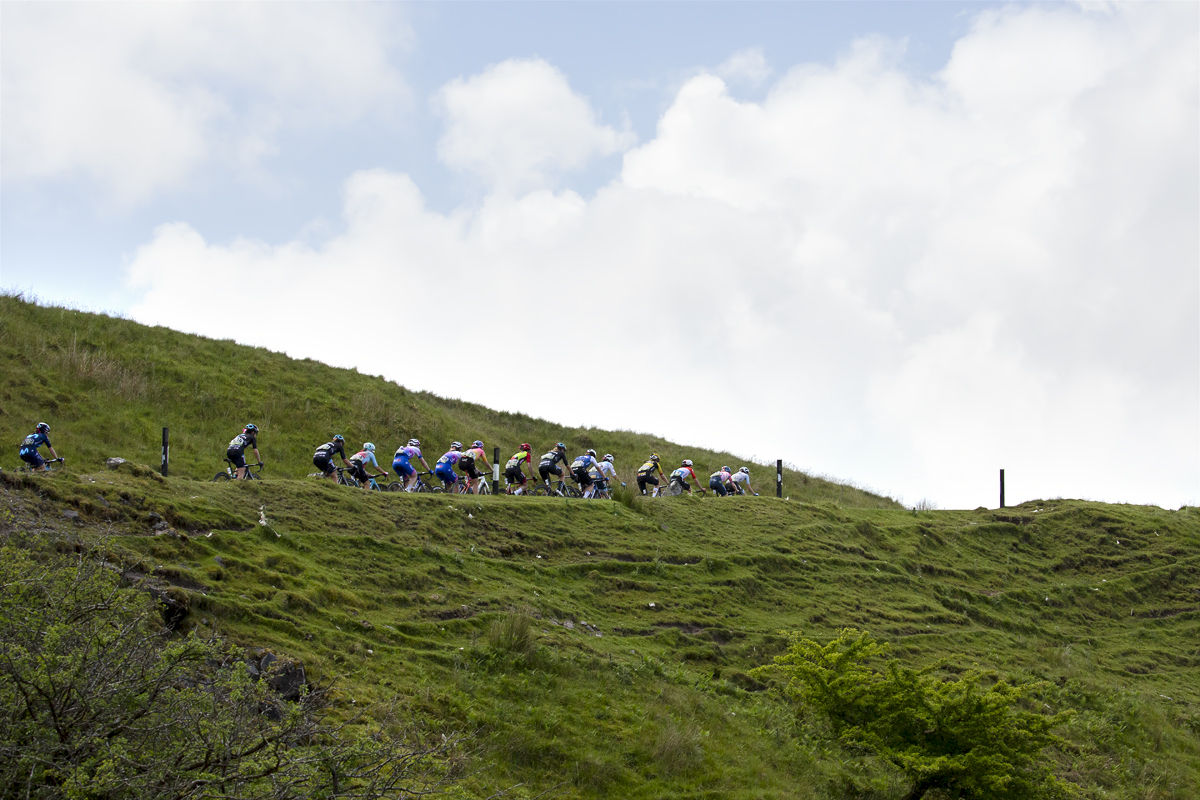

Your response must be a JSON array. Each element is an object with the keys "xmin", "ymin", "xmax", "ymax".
[
  {"xmin": 333, "ymin": 434, "xmax": 344, "ymax": 442},
  {"xmin": 649, "ymin": 453, "xmax": 659, "ymax": 462},
  {"xmin": 244, "ymin": 423, "xmax": 258, "ymax": 432},
  {"xmin": 603, "ymin": 454, "xmax": 614, "ymax": 462},
  {"xmin": 408, "ymin": 439, "xmax": 420, "ymax": 447},
  {"xmin": 451, "ymin": 442, "xmax": 462, "ymax": 451},
  {"xmin": 36, "ymin": 422, "xmax": 50, "ymax": 434},
  {"xmin": 739, "ymin": 467, "xmax": 750, "ymax": 474},
  {"xmin": 722, "ymin": 466, "xmax": 730, "ymax": 473},
  {"xmin": 473, "ymin": 440, "xmax": 484, "ymax": 449},
  {"xmin": 520, "ymin": 443, "xmax": 532, "ymax": 452},
  {"xmin": 364, "ymin": 442, "xmax": 376, "ymax": 452},
  {"xmin": 586, "ymin": 449, "xmax": 597, "ymax": 457},
  {"xmin": 682, "ymin": 459, "xmax": 693, "ymax": 467},
  {"xmin": 556, "ymin": 442, "xmax": 566, "ymax": 450}
]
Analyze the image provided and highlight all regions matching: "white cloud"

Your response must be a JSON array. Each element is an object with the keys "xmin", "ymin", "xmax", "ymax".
[
  {"xmin": 716, "ymin": 47, "xmax": 773, "ymax": 85},
  {"xmin": 126, "ymin": 2, "xmax": 1198, "ymax": 509},
  {"xmin": 434, "ymin": 58, "xmax": 635, "ymax": 193},
  {"xmin": 1, "ymin": 3, "xmax": 409, "ymax": 203}
]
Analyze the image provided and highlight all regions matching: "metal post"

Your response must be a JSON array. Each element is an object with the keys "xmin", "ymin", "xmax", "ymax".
[
  {"xmin": 161, "ymin": 427, "xmax": 169, "ymax": 477},
  {"xmin": 999, "ymin": 469, "xmax": 1005, "ymax": 509},
  {"xmin": 492, "ymin": 446, "xmax": 500, "ymax": 495},
  {"xmin": 776, "ymin": 459, "xmax": 783, "ymax": 498}
]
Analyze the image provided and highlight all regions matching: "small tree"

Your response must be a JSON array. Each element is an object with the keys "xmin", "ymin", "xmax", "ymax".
[
  {"xmin": 0, "ymin": 530, "xmax": 465, "ymax": 799},
  {"xmin": 753, "ymin": 629, "xmax": 1075, "ymax": 800}
]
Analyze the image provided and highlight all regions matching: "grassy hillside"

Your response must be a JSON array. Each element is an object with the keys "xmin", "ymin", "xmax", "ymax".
[
  {"xmin": 2, "ymin": 293, "xmax": 1198, "ymax": 798},
  {"xmin": 0, "ymin": 293, "xmax": 893, "ymax": 507}
]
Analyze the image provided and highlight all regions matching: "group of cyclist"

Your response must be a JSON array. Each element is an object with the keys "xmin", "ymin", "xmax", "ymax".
[{"xmin": 15, "ymin": 420, "xmax": 758, "ymax": 498}]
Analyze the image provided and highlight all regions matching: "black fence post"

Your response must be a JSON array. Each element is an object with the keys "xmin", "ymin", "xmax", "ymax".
[
  {"xmin": 493, "ymin": 446, "xmax": 500, "ymax": 495},
  {"xmin": 776, "ymin": 459, "xmax": 783, "ymax": 498},
  {"xmin": 161, "ymin": 427, "xmax": 169, "ymax": 477},
  {"xmin": 1000, "ymin": 469, "xmax": 1005, "ymax": 509}
]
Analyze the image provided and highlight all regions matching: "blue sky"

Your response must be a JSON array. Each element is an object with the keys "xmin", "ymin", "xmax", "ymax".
[{"xmin": 2, "ymin": 2, "xmax": 1197, "ymax": 509}]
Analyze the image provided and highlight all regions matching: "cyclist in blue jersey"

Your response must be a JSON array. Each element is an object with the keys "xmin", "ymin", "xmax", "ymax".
[
  {"xmin": 313, "ymin": 435, "xmax": 352, "ymax": 482},
  {"xmin": 434, "ymin": 442, "xmax": 464, "ymax": 490},
  {"xmin": 18, "ymin": 422, "xmax": 61, "ymax": 472},
  {"xmin": 569, "ymin": 449, "xmax": 604, "ymax": 495},
  {"xmin": 393, "ymin": 439, "xmax": 432, "ymax": 491},
  {"xmin": 348, "ymin": 442, "xmax": 388, "ymax": 489},
  {"xmin": 226, "ymin": 424, "xmax": 261, "ymax": 479}
]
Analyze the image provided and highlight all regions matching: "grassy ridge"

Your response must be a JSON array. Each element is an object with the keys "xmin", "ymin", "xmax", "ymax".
[
  {"xmin": 0, "ymin": 294, "xmax": 894, "ymax": 507},
  {"xmin": 2, "ymin": 293, "xmax": 1199, "ymax": 798}
]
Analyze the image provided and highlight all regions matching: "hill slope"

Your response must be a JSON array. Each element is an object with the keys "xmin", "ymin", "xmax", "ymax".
[
  {"xmin": 0, "ymin": 293, "xmax": 893, "ymax": 507},
  {"xmin": 2, "ymin": 293, "xmax": 1198, "ymax": 799}
]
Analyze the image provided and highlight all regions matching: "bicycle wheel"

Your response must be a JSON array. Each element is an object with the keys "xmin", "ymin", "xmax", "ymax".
[
  {"xmin": 478, "ymin": 481, "xmax": 492, "ymax": 495},
  {"xmin": 563, "ymin": 485, "xmax": 583, "ymax": 499},
  {"xmin": 387, "ymin": 482, "xmax": 404, "ymax": 492},
  {"xmin": 212, "ymin": 472, "xmax": 230, "ymax": 482},
  {"xmin": 532, "ymin": 484, "xmax": 553, "ymax": 497}
]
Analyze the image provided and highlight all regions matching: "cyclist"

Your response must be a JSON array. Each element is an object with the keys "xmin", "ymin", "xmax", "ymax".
[
  {"xmin": 434, "ymin": 442, "xmax": 465, "ymax": 491},
  {"xmin": 669, "ymin": 459, "xmax": 702, "ymax": 495},
  {"xmin": 348, "ymin": 442, "xmax": 388, "ymax": 489},
  {"xmin": 459, "ymin": 440, "xmax": 492, "ymax": 494},
  {"xmin": 570, "ymin": 449, "xmax": 604, "ymax": 496},
  {"xmin": 636, "ymin": 453, "xmax": 665, "ymax": 495},
  {"xmin": 732, "ymin": 466, "xmax": 758, "ymax": 496},
  {"xmin": 538, "ymin": 442, "xmax": 570, "ymax": 486},
  {"xmin": 226, "ymin": 424, "xmax": 261, "ymax": 480},
  {"xmin": 709, "ymin": 465, "xmax": 735, "ymax": 497},
  {"xmin": 504, "ymin": 443, "xmax": 536, "ymax": 494},
  {"xmin": 313, "ymin": 435, "xmax": 351, "ymax": 481},
  {"xmin": 18, "ymin": 422, "xmax": 61, "ymax": 472},
  {"xmin": 588, "ymin": 453, "xmax": 622, "ymax": 498},
  {"xmin": 393, "ymin": 439, "xmax": 432, "ymax": 491}
]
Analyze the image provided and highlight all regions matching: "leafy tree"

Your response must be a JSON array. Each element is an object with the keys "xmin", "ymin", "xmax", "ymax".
[
  {"xmin": 753, "ymin": 629, "xmax": 1075, "ymax": 800},
  {"xmin": 0, "ymin": 528, "xmax": 464, "ymax": 799}
]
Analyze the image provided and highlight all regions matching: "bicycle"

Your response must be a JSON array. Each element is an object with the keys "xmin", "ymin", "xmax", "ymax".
[
  {"xmin": 213, "ymin": 460, "xmax": 264, "ymax": 481},
  {"xmin": 395, "ymin": 471, "xmax": 438, "ymax": 493},
  {"xmin": 533, "ymin": 479, "xmax": 582, "ymax": 498},
  {"xmin": 652, "ymin": 478, "xmax": 706, "ymax": 497},
  {"xmin": 17, "ymin": 457, "xmax": 64, "ymax": 474}
]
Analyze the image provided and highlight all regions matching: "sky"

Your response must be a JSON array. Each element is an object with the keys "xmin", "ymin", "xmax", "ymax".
[{"xmin": 2, "ymin": 1, "xmax": 1197, "ymax": 510}]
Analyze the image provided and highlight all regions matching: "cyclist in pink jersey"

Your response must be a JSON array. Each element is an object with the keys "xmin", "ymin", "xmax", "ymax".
[{"xmin": 459, "ymin": 440, "xmax": 493, "ymax": 494}]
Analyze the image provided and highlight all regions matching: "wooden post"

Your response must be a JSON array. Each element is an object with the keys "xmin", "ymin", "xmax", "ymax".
[
  {"xmin": 776, "ymin": 459, "xmax": 783, "ymax": 498},
  {"xmin": 1000, "ymin": 469, "xmax": 1005, "ymax": 508},
  {"xmin": 493, "ymin": 446, "xmax": 500, "ymax": 495},
  {"xmin": 161, "ymin": 427, "xmax": 169, "ymax": 477}
]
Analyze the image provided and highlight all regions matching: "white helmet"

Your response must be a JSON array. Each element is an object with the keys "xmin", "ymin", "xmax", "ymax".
[
  {"xmin": 450, "ymin": 442, "xmax": 462, "ymax": 451},
  {"xmin": 364, "ymin": 442, "xmax": 375, "ymax": 452},
  {"xmin": 739, "ymin": 467, "xmax": 750, "ymax": 474},
  {"xmin": 682, "ymin": 459, "xmax": 693, "ymax": 467},
  {"xmin": 408, "ymin": 439, "xmax": 420, "ymax": 447},
  {"xmin": 603, "ymin": 454, "xmax": 613, "ymax": 462}
]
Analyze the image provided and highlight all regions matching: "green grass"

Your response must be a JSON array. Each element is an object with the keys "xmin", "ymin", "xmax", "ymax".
[
  {"xmin": 0, "ymin": 293, "xmax": 893, "ymax": 507},
  {"xmin": 2, "ymin": 293, "xmax": 1198, "ymax": 798}
]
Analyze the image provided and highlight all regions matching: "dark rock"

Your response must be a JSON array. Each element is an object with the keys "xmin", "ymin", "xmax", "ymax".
[
  {"xmin": 61, "ymin": 509, "xmax": 80, "ymax": 520},
  {"xmin": 213, "ymin": 556, "xmax": 226, "ymax": 567},
  {"xmin": 106, "ymin": 457, "xmax": 126, "ymax": 470},
  {"xmin": 148, "ymin": 512, "xmax": 164, "ymax": 525},
  {"xmin": 149, "ymin": 586, "xmax": 190, "ymax": 630},
  {"xmin": 267, "ymin": 660, "xmax": 308, "ymax": 701},
  {"xmin": 258, "ymin": 701, "xmax": 283, "ymax": 722},
  {"xmin": 153, "ymin": 519, "xmax": 169, "ymax": 531},
  {"xmin": 95, "ymin": 495, "xmax": 110, "ymax": 507},
  {"xmin": 260, "ymin": 653, "xmax": 277, "ymax": 673}
]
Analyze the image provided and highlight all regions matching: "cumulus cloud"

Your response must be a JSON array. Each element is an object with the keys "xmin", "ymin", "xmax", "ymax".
[
  {"xmin": 434, "ymin": 58, "xmax": 635, "ymax": 193},
  {"xmin": 1, "ymin": 2, "xmax": 409, "ymax": 203},
  {"xmin": 716, "ymin": 47, "xmax": 773, "ymax": 85},
  {"xmin": 126, "ymin": 2, "xmax": 1197, "ymax": 509}
]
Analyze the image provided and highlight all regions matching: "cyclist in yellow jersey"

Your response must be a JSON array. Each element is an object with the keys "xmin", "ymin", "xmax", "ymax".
[
  {"xmin": 636, "ymin": 453, "xmax": 666, "ymax": 495},
  {"xmin": 503, "ymin": 444, "xmax": 536, "ymax": 494}
]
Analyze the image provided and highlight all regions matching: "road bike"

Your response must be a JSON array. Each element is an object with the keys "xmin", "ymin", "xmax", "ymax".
[
  {"xmin": 533, "ymin": 479, "xmax": 582, "ymax": 498},
  {"xmin": 394, "ymin": 471, "xmax": 438, "ymax": 493},
  {"xmin": 16, "ymin": 457, "xmax": 64, "ymax": 474},
  {"xmin": 213, "ymin": 460, "xmax": 264, "ymax": 481}
]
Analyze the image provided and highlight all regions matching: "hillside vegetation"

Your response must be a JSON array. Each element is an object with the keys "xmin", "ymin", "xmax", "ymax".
[
  {"xmin": 0, "ymin": 294, "xmax": 892, "ymax": 507},
  {"xmin": 1, "ymin": 294, "xmax": 1198, "ymax": 799}
]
